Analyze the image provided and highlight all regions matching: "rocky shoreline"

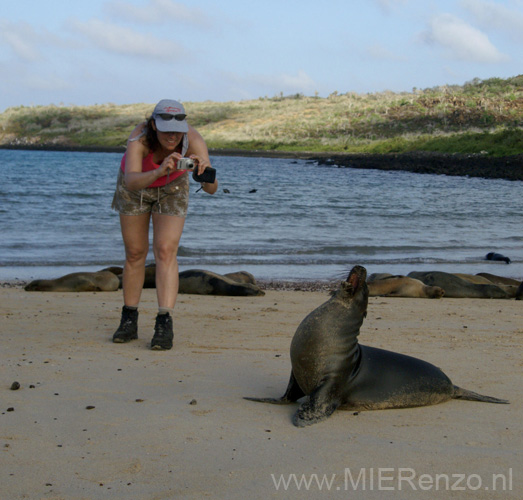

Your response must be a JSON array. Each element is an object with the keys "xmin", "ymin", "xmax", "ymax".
[
  {"xmin": 312, "ymin": 151, "xmax": 523, "ymax": 182},
  {"xmin": 214, "ymin": 149, "xmax": 523, "ymax": 181},
  {"xmin": 2, "ymin": 144, "xmax": 522, "ymax": 181}
]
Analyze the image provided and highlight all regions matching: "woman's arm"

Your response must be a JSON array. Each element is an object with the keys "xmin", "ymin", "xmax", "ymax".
[{"xmin": 187, "ymin": 125, "xmax": 218, "ymax": 195}]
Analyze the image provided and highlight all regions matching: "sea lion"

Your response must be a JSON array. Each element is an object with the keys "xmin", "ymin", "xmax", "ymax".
[
  {"xmin": 245, "ymin": 265, "xmax": 508, "ymax": 427},
  {"xmin": 24, "ymin": 271, "xmax": 120, "ymax": 292},
  {"xmin": 224, "ymin": 271, "xmax": 258, "ymax": 285},
  {"xmin": 516, "ymin": 282, "xmax": 523, "ymax": 300},
  {"xmin": 485, "ymin": 252, "xmax": 511, "ymax": 264},
  {"xmin": 453, "ymin": 273, "xmax": 497, "ymax": 285},
  {"xmin": 476, "ymin": 273, "xmax": 522, "ymax": 287},
  {"xmin": 367, "ymin": 273, "xmax": 394, "ymax": 282},
  {"xmin": 453, "ymin": 273, "xmax": 520, "ymax": 298},
  {"xmin": 367, "ymin": 274, "xmax": 444, "ymax": 298},
  {"xmin": 407, "ymin": 271, "xmax": 510, "ymax": 299},
  {"xmin": 100, "ymin": 266, "xmax": 124, "ymax": 277},
  {"xmin": 178, "ymin": 269, "xmax": 264, "ymax": 296},
  {"xmin": 101, "ymin": 266, "xmax": 263, "ymax": 295}
]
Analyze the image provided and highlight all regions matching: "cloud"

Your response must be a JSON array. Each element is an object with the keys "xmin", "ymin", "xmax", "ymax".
[
  {"xmin": 0, "ymin": 20, "xmax": 68, "ymax": 62},
  {"xmin": 105, "ymin": 0, "xmax": 211, "ymax": 27},
  {"xmin": 460, "ymin": 0, "xmax": 523, "ymax": 41},
  {"xmin": 421, "ymin": 14, "xmax": 509, "ymax": 63},
  {"xmin": 70, "ymin": 19, "xmax": 185, "ymax": 60}
]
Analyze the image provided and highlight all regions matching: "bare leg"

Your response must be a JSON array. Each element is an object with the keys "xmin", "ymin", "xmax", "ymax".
[
  {"xmin": 120, "ymin": 213, "xmax": 150, "ymax": 307},
  {"xmin": 151, "ymin": 213, "xmax": 185, "ymax": 309}
]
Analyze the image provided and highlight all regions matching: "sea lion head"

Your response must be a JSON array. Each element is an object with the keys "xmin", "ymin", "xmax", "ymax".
[
  {"xmin": 25, "ymin": 280, "xmax": 52, "ymax": 291},
  {"xmin": 426, "ymin": 285, "xmax": 445, "ymax": 298},
  {"xmin": 335, "ymin": 265, "xmax": 369, "ymax": 319}
]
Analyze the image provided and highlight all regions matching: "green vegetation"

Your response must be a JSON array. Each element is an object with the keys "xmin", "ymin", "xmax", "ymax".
[{"xmin": 1, "ymin": 76, "xmax": 522, "ymax": 156}]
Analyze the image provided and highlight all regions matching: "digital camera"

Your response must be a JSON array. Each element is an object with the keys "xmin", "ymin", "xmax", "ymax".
[{"xmin": 176, "ymin": 158, "xmax": 195, "ymax": 170}]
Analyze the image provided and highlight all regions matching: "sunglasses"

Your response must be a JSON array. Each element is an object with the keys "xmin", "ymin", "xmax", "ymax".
[{"xmin": 156, "ymin": 113, "xmax": 187, "ymax": 121}]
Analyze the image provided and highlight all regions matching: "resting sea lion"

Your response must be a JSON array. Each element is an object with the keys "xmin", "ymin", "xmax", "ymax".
[
  {"xmin": 100, "ymin": 266, "xmax": 123, "ymax": 277},
  {"xmin": 224, "ymin": 271, "xmax": 258, "ymax": 285},
  {"xmin": 516, "ymin": 282, "xmax": 523, "ymax": 300},
  {"xmin": 25, "ymin": 271, "xmax": 120, "ymax": 292},
  {"xmin": 407, "ymin": 271, "xmax": 510, "ymax": 299},
  {"xmin": 485, "ymin": 252, "xmax": 511, "ymax": 264},
  {"xmin": 453, "ymin": 273, "xmax": 520, "ymax": 298},
  {"xmin": 367, "ymin": 274, "xmax": 444, "ymax": 298},
  {"xmin": 178, "ymin": 269, "xmax": 264, "ymax": 296},
  {"xmin": 476, "ymin": 273, "xmax": 521, "ymax": 287},
  {"xmin": 245, "ymin": 266, "xmax": 507, "ymax": 427},
  {"xmin": 102, "ymin": 266, "xmax": 263, "ymax": 295}
]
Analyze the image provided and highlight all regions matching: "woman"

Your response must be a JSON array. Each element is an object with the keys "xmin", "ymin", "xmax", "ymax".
[{"xmin": 111, "ymin": 99, "xmax": 218, "ymax": 350}]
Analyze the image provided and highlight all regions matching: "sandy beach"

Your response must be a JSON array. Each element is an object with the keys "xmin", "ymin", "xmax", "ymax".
[{"xmin": 1, "ymin": 284, "xmax": 521, "ymax": 499}]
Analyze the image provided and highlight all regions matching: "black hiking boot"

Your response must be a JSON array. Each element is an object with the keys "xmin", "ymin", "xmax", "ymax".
[
  {"xmin": 151, "ymin": 313, "xmax": 174, "ymax": 350},
  {"xmin": 112, "ymin": 306, "xmax": 138, "ymax": 343}
]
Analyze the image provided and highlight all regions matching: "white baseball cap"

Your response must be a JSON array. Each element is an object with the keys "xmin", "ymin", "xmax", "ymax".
[{"xmin": 152, "ymin": 99, "xmax": 189, "ymax": 133}]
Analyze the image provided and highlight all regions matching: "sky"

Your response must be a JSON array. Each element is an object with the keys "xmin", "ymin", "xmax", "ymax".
[{"xmin": 1, "ymin": 0, "xmax": 522, "ymax": 112}]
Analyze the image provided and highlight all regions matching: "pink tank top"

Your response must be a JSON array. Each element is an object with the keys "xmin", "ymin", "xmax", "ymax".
[
  {"xmin": 120, "ymin": 152, "xmax": 186, "ymax": 188},
  {"xmin": 120, "ymin": 132, "xmax": 190, "ymax": 188}
]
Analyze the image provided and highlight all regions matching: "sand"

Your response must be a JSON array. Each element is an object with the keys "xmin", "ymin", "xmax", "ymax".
[{"xmin": 1, "ymin": 285, "xmax": 521, "ymax": 499}]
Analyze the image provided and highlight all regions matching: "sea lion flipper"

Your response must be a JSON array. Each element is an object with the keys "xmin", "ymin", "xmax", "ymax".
[
  {"xmin": 292, "ymin": 382, "xmax": 340, "ymax": 428},
  {"xmin": 452, "ymin": 386, "xmax": 509, "ymax": 404},
  {"xmin": 244, "ymin": 371, "xmax": 305, "ymax": 405}
]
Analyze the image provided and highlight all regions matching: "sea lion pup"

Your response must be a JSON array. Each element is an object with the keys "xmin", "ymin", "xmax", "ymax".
[
  {"xmin": 485, "ymin": 252, "xmax": 511, "ymax": 264},
  {"xmin": 25, "ymin": 271, "xmax": 120, "ymax": 292},
  {"xmin": 367, "ymin": 274, "xmax": 444, "ymax": 298},
  {"xmin": 245, "ymin": 266, "xmax": 507, "ymax": 427},
  {"xmin": 408, "ymin": 271, "xmax": 510, "ymax": 299},
  {"xmin": 178, "ymin": 269, "xmax": 264, "ymax": 296}
]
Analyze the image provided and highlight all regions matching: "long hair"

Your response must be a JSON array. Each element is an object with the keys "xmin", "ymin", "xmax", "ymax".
[{"xmin": 144, "ymin": 116, "xmax": 160, "ymax": 152}]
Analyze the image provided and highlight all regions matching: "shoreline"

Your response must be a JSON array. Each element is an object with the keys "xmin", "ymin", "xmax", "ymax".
[
  {"xmin": 1, "ymin": 278, "xmax": 339, "ymax": 293},
  {"xmin": 4, "ymin": 275, "xmax": 522, "ymax": 293},
  {"xmin": 2, "ymin": 144, "xmax": 522, "ymax": 181}
]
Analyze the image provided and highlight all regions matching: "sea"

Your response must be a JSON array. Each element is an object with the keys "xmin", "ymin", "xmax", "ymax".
[{"xmin": 1, "ymin": 149, "xmax": 522, "ymax": 282}]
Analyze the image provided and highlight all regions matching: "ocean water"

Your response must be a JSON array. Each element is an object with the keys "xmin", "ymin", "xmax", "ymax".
[{"xmin": 1, "ymin": 149, "xmax": 522, "ymax": 282}]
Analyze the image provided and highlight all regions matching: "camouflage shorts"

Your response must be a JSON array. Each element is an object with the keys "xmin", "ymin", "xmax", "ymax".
[{"xmin": 111, "ymin": 169, "xmax": 190, "ymax": 216}]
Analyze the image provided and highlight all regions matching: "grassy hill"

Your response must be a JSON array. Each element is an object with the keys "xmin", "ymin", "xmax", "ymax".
[{"xmin": 0, "ymin": 75, "xmax": 522, "ymax": 157}]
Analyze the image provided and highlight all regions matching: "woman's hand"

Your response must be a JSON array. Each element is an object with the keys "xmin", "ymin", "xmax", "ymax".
[
  {"xmin": 189, "ymin": 154, "xmax": 211, "ymax": 177},
  {"xmin": 187, "ymin": 155, "xmax": 218, "ymax": 194},
  {"xmin": 157, "ymin": 152, "xmax": 183, "ymax": 178}
]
